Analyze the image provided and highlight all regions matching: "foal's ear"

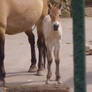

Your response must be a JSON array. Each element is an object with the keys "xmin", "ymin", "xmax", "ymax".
[
  {"xmin": 48, "ymin": 2, "xmax": 52, "ymax": 9},
  {"xmin": 58, "ymin": 3, "xmax": 62, "ymax": 9}
]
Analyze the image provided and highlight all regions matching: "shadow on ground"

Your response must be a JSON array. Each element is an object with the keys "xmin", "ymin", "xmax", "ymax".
[
  {"xmin": 6, "ymin": 71, "xmax": 35, "ymax": 78},
  {"xmin": 5, "ymin": 71, "xmax": 46, "ymax": 86},
  {"xmin": 64, "ymin": 71, "xmax": 92, "ymax": 89}
]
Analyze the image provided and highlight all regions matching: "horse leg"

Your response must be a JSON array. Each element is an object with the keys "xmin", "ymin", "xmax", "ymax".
[
  {"xmin": 36, "ymin": 18, "xmax": 47, "ymax": 75},
  {"xmin": 46, "ymin": 48, "xmax": 52, "ymax": 84},
  {"xmin": 0, "ymin": 27, "xmax": 5, "ymax": 86},
  {"xmin": 41, "ymin": 40, "xmax": 47, "ymax": 69},
  {"xmin": 55, "ymin": 59, "xmax": 61, "ymax": 84},
  {"xmin": 54, "ymin": 45, "xmax": 61, "ymax": 84},
  {"xmin": 25, "ymin": 31, "xmax": 37, "ymax": 72},
  {"xmin": 37, "ymin": 36, "xmax": 45, "ymax": 75}
]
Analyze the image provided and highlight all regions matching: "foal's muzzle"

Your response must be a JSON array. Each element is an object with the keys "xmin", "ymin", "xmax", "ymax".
[{"xmin": 53, "ymin": 24, "xmax": 59, "ymax": 31}]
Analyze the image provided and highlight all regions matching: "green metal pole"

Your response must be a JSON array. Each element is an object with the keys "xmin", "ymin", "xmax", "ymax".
[{"xmin": 71, "ymin": 0, "xmax": 86, "ymax": 92}]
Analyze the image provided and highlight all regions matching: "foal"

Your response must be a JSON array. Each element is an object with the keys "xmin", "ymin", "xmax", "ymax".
[{"xmin": 43, "ymin": 4, "xmax": 62, "ymax": 84}]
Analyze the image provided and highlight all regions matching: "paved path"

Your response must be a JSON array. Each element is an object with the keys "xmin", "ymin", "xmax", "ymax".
[
  {"xmin": 3, "ymin": 17, "xmax": 92, "ymax": 92},
  {"xmin": 86, "ymin": 7, "xmax": 92, "ymax": 17}
]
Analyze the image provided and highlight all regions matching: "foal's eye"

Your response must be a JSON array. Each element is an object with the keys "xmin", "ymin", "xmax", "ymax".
[{"xmin": 59, "ymin": 14, "xmax": 62, "ymax": 18}]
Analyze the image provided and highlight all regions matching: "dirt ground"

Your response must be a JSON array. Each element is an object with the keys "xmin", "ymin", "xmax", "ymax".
[{"xmin": 0, "ymin": 17, "xmax": 92, "ymax": 92}]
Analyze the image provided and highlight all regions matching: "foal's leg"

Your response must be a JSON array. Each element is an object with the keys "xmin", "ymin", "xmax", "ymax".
[
  {"xmin": 25, "ymin": 31, "xmax": 37, "ymax": 72},
  {"xmin": 54, "ymin": 44, "xmax": 61, "ymax": 84},
  {"xmin": 46, "ymin": 47, "xmax": 53, "ymax": 84},
  {"xmin": 0, "ymin": 27, "xmax": 5, "ymax": 85}
]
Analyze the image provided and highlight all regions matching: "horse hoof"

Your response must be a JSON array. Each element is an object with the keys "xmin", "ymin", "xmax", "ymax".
[
  {"xmin": 57, "ymin": 81, "xmax": 61, "ymax": 84},
  {"xmin": 28, "ymin": 65, "xmax": 37, "ymax": 73},
  {"xmin": 0, "ymin": 80, "xmax": 5, "ymax": 87},
  {"xmin": 37, "ymin": 69, "xmax": 45, "ymax": 76},
  {"xmin": 57, "ymin": 80, "xmax": 63, "ymax": 84}
]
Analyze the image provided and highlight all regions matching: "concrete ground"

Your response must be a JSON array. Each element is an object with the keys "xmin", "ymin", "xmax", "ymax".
[{"xmin": 1, "ymin": 17, "xmax": 92, "ymax": 92}]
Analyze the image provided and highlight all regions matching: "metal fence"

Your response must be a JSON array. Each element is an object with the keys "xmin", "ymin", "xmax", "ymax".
[{"xmin": 72, "ymin": 0, "xmax": 86, "ymax": 92}]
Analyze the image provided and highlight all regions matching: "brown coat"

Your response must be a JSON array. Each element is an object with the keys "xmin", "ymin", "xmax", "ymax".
[{"xmin": 0, "ymin": 0, "xmax": 48, "ymax": 35}]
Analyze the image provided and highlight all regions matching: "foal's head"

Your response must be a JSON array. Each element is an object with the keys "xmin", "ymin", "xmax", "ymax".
[{"xmin": 48, "ymin": 3, "xmax": 62, "ymax": 31}]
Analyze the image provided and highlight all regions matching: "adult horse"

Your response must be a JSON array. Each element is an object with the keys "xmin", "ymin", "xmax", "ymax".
[{"xmin": 0, "ymin": 0, "xmax": 48, "ymax": 85}]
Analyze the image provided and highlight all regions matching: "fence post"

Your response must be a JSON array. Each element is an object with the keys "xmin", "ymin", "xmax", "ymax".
[{"xmin": 71, "ymin": 0, "xmax": 86, "ymax": 92}]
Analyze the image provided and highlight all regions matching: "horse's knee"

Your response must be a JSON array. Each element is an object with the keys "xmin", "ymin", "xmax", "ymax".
[
  {"xmin": 37, "ymin": 37, "xmax": 47, "ymax": 56},
  {"xmin": 54, "ymin": 47, "xmax": 60, "ymax": 64},
  {"xmin": 55, "ymin": 59, "xmax": 60, "ymax": 65},
  {"xmin": 48, "ymin": 59, "xmax": 52, "ymax": 65},
  {"xmin": 37, "ymin": 38, "xmax": 42, "ymax": 49},
  {"xmin": 47, "ymin": 48, "xmax": 52, "ymax": 61},
  {"xmin": 37, "ymin": 37, "xmax": 44, "ymax": 57}
]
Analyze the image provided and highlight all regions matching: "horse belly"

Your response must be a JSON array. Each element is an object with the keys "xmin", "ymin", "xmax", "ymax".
[
  {"xmin": 6, "ymin": 16, "xmax": 33, "ymax": 34},
  {"xmin": 6, "ymin": 0, "xmax": 43, "ymax": 34}
]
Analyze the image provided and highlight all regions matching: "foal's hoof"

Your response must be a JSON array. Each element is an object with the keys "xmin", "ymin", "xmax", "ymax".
[
  {"xmin": 45, "ymin": 80, "xmax": 50, "ymax": 84},
  {"xmin": 28, "ymin": 65, "xmax": 37, "ymax": 73},
  {"xmin": 56, "ymin": 78, "xmax": 63, "ymax": 84}
]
